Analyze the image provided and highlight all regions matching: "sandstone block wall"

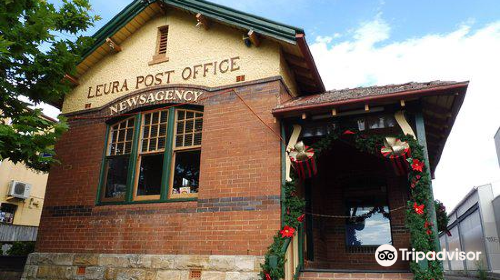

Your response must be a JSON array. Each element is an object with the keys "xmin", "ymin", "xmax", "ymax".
[{"xmin": 23, "ymin": 253, "xmax": 264, "ymax": 280}]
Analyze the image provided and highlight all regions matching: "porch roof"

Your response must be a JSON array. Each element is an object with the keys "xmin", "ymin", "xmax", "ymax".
[{"xmin": 273, "ymin": 80, "xmax": 469, "ymax": 175}]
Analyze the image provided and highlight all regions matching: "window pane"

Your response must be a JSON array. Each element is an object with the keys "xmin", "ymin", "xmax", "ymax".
[
  {"xmin": 137, "ymin": 154, "xmax": 163, "ymax": 196},
  {"xmin": 141, "ymin": 111, "xmax": 168, "ymax": 153},
  {"xmin": 0, "ymin": 203, "xmax": 17, "ymax": 224},
  {"xmin": 345, "ymin": 206, "xmax": 392, "ymax": 246},
  {"xmin": 108, "ymin": 118, "xmax": 135, "ymax": 156},
  {"xmin": 175, "ymin": 110, "xmax": 203, "ymax": 148},
  {"xmin": 103, "ymin": 156, "xmax": 129, "ymax": 200},
  {"xmin": 172, "ymin": 150, "xmax": 201, "ymax": 195}
]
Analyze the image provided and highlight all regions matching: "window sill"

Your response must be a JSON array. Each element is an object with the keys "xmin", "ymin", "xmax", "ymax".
[
  {"xmin": 148, "ymin": 56, "xmax": 169, "ymax": 66},
  {"xmin": 96, "ymin": 197, "xmax": 197, "ymax": 206}
]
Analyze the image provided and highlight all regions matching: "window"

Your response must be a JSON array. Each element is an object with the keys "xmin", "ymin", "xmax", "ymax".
[
  {"xmin": 101, "ymin": 117, "xmax": 135, "ymax": 202},
  {"xmin": 98, "ymin": 107, "xmax": 204, "ymax": 204},
  {"xmin": 0, "ymin": 203, "xmax": 17, "ymax": 224},
  {"xmin": 343, "ymin": 176, "xmax": 392, "ymax": 247},
  {"xmin": 149, "ymin": 26, "xmax": 169, "ymax": 65},
  {"xmin": 170, "ymin": 110, "xmax": 203, "ymax": 198},
  {"xmin": 345, "ymin": 205, "xmax": 392, "ymax": 246},
  {"xmin": 133, "ymin": 110, "xmax": 168, "ymax": 200}
]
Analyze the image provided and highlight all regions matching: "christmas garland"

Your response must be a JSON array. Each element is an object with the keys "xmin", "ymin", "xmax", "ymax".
[
  {"xmin": 261, "ymin": 130, "xmax": 443, "ymax": 280},
  {"xmin": 435, "ymin": 200, "xmax": 449, "ymax": 234}
]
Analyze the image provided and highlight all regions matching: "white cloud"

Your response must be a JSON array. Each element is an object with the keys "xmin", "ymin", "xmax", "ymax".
[{"xmin": 310, "ymin": 17, "xmax": 500, "ymax": 210}]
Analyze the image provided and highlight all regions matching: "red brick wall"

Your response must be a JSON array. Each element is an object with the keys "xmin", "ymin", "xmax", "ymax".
[
  {"xmin": 36, "ymin": 79, "xmax": 287, "ymax": 255},
  {"xmin": 305, "ymin": 141, "xmax": 410, "ymax": 271}
]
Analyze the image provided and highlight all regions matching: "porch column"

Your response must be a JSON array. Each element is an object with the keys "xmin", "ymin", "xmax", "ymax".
[{"xmin": 415, "ymin": 112, "xmax": 441, "ymax": 252}]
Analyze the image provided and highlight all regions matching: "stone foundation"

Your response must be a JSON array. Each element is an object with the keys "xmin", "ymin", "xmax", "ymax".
[{"xmin": 22, "ymin": 253, "xmax": 263, "ymax": 280}]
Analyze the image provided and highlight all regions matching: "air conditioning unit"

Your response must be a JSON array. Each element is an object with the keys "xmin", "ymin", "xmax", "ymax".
[{"xmin": 8, "ymin": 180, "xmax": 32, "ymax": 199}]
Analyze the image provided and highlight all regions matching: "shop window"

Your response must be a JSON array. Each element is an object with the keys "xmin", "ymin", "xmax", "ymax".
[
  {"xmin": 134, "ymin": 110, "xmax": 168, "ymax": 200},
  {"xmin": 149, "ymin": 26, "xmax": 169, "ymax": 65},
  {"xmin": 170, "ymin": 110, "xmax": 203, "ymax": 198},
  {"xmin": 101, "ymin": 117, "xmax": 135, "ymax": 202},
  {"xmin": 98, "ymin": 107, "xmax": 203, "ymax": 204},
  {"xmin": 0, "ymin": 203, "xmax": 17, "ymax": 224}
]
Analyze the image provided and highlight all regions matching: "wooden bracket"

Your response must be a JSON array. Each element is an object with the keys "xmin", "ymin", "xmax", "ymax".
[
  {"xmin": 285, "ymin": 125, "xmax": 302, "ymax": 182},
  {"xmin": 105, "ymin": 38, "xmax": 122, "ymax": 52},
  {"xmin": 196, "ymin": 13, "xmax": 210, "ymax": 30},
  {"xmin": 63, "ymin": 74, "xmax": 79, "ymax": 86},
  {"xmin": 247, "ymin": 30, "xmax": 260, "ymax": 47}
]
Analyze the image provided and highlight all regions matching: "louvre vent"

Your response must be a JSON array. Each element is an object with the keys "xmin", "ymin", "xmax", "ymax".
[{"xmin": 157, "ymin": 26, "xmax": 168, "ymax": 55}]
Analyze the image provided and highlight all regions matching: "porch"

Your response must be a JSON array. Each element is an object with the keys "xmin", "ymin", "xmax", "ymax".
[{"xmin": 269, "ymin": 81, "xmax": 469, "ymax": 280}]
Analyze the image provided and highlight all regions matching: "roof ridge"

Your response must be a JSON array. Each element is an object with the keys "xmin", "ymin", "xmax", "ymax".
[{"xmin": 324, "ymin": 80, "xmax": 462, "ymax": 93}]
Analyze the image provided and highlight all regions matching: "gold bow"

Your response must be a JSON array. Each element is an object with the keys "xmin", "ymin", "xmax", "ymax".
[
  {"xmin": 289, "ymin": 141, "xmax": 313, "ymax": 161},
  {"xmin": 382, "ymin": 137, "xmax": 409, "ymax": 156}
]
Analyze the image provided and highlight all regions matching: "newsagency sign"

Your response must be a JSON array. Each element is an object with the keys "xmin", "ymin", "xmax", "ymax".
[{"xmin": 108, "ymin": 89, "xmax": 204, "ymax": 115}]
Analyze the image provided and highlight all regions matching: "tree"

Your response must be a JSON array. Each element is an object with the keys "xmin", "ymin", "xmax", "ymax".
[{"xmin": 0, "ymin": 0, "xmax": 100, "ymax": 171}]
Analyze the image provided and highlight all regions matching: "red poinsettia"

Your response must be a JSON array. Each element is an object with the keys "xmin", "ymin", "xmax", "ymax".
[
  {"xmin": 426, "ymin": 229, "xmax": 433, "ymax": 235},
  {"xmin": 411, "ymin": 159, "xmax": 424, "ymax": 172},
  {"xmin": 280, "ymin": 225, "xmax": 295, "ymax": 238},
  {"xmin": 424, "ymin": 220, "xmax": 432, "ymax": 229},
  {"xmin": 265, "ymin": 272, "xmax": 271, "ymax": 280},
  {"xmin": 413, "ymin": 202, "xmax": 425, "ymax": 215},
  {"xmin": 343, "ymin": 130, "xmax": 355, "ymax": 135},
  {"xmin": 297, "ymin": 214, "xmax": 305, "ymax": 223},
  {"xmin": 286, "ymin": 208, "xmax": 290, "ymax": 215}
]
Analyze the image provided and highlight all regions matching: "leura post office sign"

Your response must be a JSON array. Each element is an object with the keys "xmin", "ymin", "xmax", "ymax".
[{"xmin": 85, "ymin": 56, "xmax": 241, "ymax": 115}]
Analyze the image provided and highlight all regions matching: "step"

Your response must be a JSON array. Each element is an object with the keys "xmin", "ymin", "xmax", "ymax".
[{"xmin": 299, "ymin": 272, "xmax": 413, "ymax": 280}]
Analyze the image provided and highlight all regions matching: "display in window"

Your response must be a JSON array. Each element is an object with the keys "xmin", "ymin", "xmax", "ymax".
[{"xmin": 171, "ymin": 150, "xmax": 201, "ymax": 196}]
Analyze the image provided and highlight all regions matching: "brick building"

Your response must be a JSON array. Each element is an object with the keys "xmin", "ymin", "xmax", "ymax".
[{"xmin": 22, "ymin": 0, "xmax": 468, "ymax": 279}]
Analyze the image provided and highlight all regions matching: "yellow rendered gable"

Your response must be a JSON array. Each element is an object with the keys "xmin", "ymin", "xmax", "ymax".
[{"xmin": 62, "ymin": 9, "xmax": 296, "ymax": 114}]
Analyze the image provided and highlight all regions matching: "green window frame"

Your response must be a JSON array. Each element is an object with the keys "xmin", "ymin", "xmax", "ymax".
[{"xmin": 96, "ymin": 106, "xmax": 203, "ymax": 205}]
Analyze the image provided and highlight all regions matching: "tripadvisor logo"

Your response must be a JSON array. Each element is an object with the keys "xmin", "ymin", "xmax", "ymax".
[
  {"xmin": 375, "ymin": 244, "xmax": 398, "ymax": 267},
  {"xmin": 375, "ymin": 244, "xmax": 482, "ymax": 266}
]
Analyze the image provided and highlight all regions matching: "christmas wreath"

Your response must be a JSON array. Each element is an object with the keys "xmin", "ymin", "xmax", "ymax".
[{"xmin": 261, "ymin": 129, "xmax": 444, "ymax": 280}]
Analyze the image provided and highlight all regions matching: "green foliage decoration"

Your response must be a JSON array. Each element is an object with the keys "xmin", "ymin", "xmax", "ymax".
[
  {"xmin": 261, "ymin": 129, "xmax": 443, "ymax": 280},
  {"xmin": 434, "ymin": 200, "xmax": 449, "ymax": 233},
  {"xmin": 0, "ymin": 0, "xmax": 100, "ymax": 171}
]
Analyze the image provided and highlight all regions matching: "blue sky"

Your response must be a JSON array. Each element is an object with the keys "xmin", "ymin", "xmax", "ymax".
[
  {"xmin": 86, "ymin": 0, "xmax": 500, "ymax": 45},
  {"xmin": 46, "ymin": 0, "xmax": 500, "ymax": 210}
]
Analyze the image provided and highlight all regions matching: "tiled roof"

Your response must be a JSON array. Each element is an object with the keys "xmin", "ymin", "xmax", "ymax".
[{"xmin": 276, "ymin": 81, "xmax": 464, "ymax": 110}]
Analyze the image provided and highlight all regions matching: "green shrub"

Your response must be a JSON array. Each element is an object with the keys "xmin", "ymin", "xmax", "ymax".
[{"xmin": 6, "ymin": 242, "xmax": 35, "ymax": 256}]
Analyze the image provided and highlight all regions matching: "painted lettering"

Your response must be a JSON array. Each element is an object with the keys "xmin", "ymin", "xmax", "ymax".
[
  {"xmin": 144, "ymin": 74, "xmax": 154, "ymax": 87},
  {"xmin": 96, "ymin": 84, "xmax": 103, "ymax": 97},
  {"xmin": 87, "ymin": 86, "xmax": 94, "ymax": 98},
  {"xmin": 219, "ymin": 59, "xmax": 229, "ymax": 73},
  {"xmin": 136, "ymin": 76, "xmax": 144, "ymax": 89},
  {"xmin": 182, "ymin": 67, "xmax": 192, "ymax": 80},
  {"xmin": 120, "ymin": 80, "xmax": 129, "ymax": 92},
  {"xmin": 230, "ymin": 56, "xmax": 240, "ymax": 71}
]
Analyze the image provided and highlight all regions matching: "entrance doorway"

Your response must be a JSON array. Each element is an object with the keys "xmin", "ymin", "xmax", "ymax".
[{"xmin": 302, "ymin": 140, "xmax": 410, "ymax": 271}]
